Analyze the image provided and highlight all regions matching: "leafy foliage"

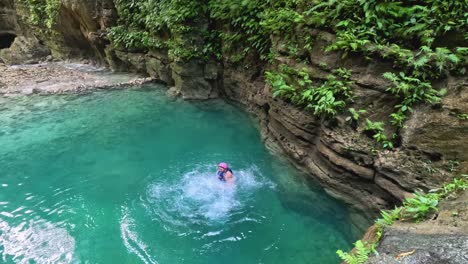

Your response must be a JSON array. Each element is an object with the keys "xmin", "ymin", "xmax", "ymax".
[
  {"xmin": 364, "ymin": 119, "xmax": 394, "ymax": 149},
  {"xmin": 109, "ymin": 0, "xmax": 209, "ymax": 61},
  {"xmin": 337, "ymin": 240, "xmax": 375, "ymax": 264},
  {"xmin": 403, "ymin": 192, "xmax": 439, "ymax": 221},
  {"xmin": 20, "ymin": 0, "xmax": 466, "ymax": 148},
  {"xmin": 375, "ymin": 207, "xmax": 402, "ymax": 226},
  {"xmin": 303, "ymin": 0, "xmax": 466, "ymax": 147},
  {"xmin": 383, "ymin": 71, "xmax": 441, "ymax": 128},
  {"xmin": 209, "ymin": 0, "xmax": 271, "ymax": 62},
  {"xmin": 263, "ymin": 0, "xmax": 465, "ymax": 148},
  {"xmin": 346, "ymin": 108, "xmax": 367, "ymax": 123},
  {"xmin": 438, "ymin": 174, "xmax": 468, "ymax": 197},
  {"xmin": 18, "ymin": 0, "xmax": 61, "ymax": 29},
  {"xmin": 266, "ymin": 66, "xmax": 354, "ymax": 116},
  {"xmin": 400, "ymin": 175, "xmax": 467, "ymax": 221},
  {"xmin": 457, "ymin": 113, "xmax": 468, "ymax": 120}
]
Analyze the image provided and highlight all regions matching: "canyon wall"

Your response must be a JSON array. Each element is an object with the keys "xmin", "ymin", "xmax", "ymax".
[{"xmin": 1, "ymin": 0, "xmax": 466, "ymax": 217}]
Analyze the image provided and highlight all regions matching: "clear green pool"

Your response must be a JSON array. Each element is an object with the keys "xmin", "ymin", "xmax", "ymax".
[{"xmin": 0, "ymin": 86, "xmax": 358, "ymax": 263}]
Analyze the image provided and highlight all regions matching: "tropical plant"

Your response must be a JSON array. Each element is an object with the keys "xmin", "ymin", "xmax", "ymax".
[
  {"xmin": 266, "ymin": 66, "xmax": 354, "ymax": 117},
  {"xmin": 18, "ymin": 0, "xmax": 61, "ymax": 28},
  {"xmin": 440, "ymin": 176, "xmax": 468, "ymax": 197},
  {"xmin": 20, "ymin": 0, "xmax": 466, "ymax": 148},
  {"xmin": 364, "ymin": 119, "xmax": 393, "ymax": 149},
  {"xmin": 346, "ymin": 108, "xmax": 367, "ymax": 123},
  {"xmin": 403, "ymin": 192, "xmax": 439, "ymax": 221},
  {"xmin": 337, "ymin": 240, "xmax": 375, "ymax": 264},
  {"xmin": 376, "ymin": 207, "xmax": 402, "ymax": 226}
]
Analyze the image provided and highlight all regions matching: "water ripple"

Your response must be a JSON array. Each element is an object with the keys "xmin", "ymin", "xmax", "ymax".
[
  {"xmin": 0, "ymin": 217, "xmax": 75, "ymax": 263},
  {"xmin": 120, "ymin": 208, "xmax": 159, "ymax": 264}
]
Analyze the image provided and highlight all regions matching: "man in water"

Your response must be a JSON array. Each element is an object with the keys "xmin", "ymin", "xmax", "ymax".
[{"xmin": 217, "ymin": 162, "xmax": 234, "ymax": 182}]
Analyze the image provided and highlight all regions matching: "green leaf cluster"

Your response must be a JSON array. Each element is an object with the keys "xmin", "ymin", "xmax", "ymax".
[
  {"xmin": 346, "ymin": 108, "xmax": 367, "ymax": 123},
  {"xmin": 336, "ymin": 240, "xmax": 374, "ymax": 264},
  {"xmin": 19, "ymin": 0, "xmax": 466, "ymax": 148},
  {"xmin": 403, "ymin": 192, "xmax": 439, "ymax": 222},
  {"xmin": 109, "ymin": 0, "xmax": 316, "ymax": 63},
  {"xmin": 387, "ymin": 175, "xmax": 467, "ymax": 223},
  {"xmin": 383, "ymin": 72, "xmax": 441, "ymax": 127},
  {"xmin": 266, "ymin": 66, "xmax": 354, "ymax": 117},
  {"xmin": 303, "ymin": 0, "xmax": 466, "ymax": 147},
  {"xmin": 18, "ymin": 0, "xmax": 61, "ymax": 29},
  {"xmin": 364, "ymin": 119, "xmax": 394, "ymax": 149},
  {"xmin": 376, "ymin": 207, "xmax": 402, "ymax": 226},
  {"xmin": 109, "ymin": 0, "xmax": 209, "ymax": 61}
]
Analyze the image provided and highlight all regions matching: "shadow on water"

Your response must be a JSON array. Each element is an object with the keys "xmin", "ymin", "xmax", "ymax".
[{"xmin": 268, "ymin": 157, "xmax": 371, "ymax": 243}]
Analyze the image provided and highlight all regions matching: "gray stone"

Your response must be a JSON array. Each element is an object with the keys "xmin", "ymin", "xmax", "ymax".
[
  {"xmin": 204, "ymin": 62, "xmax": 219, "ymax": 80},
  {"xmin": 146, "ymin": 55, "xmax": 173, "ymax": 85},
  {"xmin": 368, "ymin": 232, "xmax": 468, "ymax": 264},
  {"xmin": 171, "ymin": 60, "xmax": 218, "ymax": 100},
  {"xmin": 0, "ymin": 36, "xmax": 51, "ymax": 65}
]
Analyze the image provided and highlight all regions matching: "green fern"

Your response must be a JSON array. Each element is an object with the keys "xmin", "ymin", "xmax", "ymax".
[
  {"xmin": 337, "ymin": 240, "xmax": 374, "ymax": 264},
  {"xmin": 266, "ymin": 66, "xmax": 354, "ymax": 117}
]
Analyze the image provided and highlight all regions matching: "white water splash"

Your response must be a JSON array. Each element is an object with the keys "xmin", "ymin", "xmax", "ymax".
[
  {"xmin": 146, "ymin": 166, "xmax": 273, "ymax": 228},
  {"xmin": 0, "ymin": 218, "xmax": 75, "ymax": 264},
  {"xmin": 120, "ymin": 208, "xmax": 159, "ymax": 264}
]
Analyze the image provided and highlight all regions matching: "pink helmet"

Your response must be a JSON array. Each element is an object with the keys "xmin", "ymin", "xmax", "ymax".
[{"xmin": 218, "ymin": 162, "xmax": 228, "ymax": 169}]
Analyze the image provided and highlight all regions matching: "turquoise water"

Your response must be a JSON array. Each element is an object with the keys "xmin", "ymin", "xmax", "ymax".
[{"xmin": 0, "ymin": 86, "xmax": 358, "ymax": 263}]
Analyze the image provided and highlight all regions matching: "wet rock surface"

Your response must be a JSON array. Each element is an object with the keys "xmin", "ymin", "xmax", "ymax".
[{"xmin": 368, "ymin": 232, "xmax": 468, "ymax": 264}]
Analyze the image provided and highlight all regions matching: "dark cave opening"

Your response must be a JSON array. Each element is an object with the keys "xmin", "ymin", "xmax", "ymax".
[{"xmin": 0, "ymin": 33, "xmax": 16, "ymax": 49}]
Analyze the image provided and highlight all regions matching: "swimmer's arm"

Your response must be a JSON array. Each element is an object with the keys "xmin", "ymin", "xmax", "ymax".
[{"xmin": 225, "ymin": 171, "xmax": 234, "ymax": 181}]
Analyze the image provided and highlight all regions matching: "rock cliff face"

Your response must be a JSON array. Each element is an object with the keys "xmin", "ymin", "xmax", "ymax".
[
  {"xmin": 49, "ymin": 0, "xmax": 116, "ymax": 60},
  {"xmin": 0, "ymin": 0, "xmax": 17, "ymax": 34},
  {"xmin": 0, "ymin": 0, "xmax": 49, "ymax": 63},
  {"xmin": 1, "ymin": 0, "xmax": 466, "ymax": 217},
  {"xmin": 0, "ymin": 0, "xmax": 116, "ymax": 63},
  {"xmin": 220, "ymin": 58, "xmax": 466, "ymax": 215},
  {"xmin": 220, "ymin": 30, "xmax": 466, "ymax": 214}
]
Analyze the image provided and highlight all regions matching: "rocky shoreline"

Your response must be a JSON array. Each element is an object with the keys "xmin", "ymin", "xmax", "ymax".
[
  {"xmin": 368, "ymin": 190, "xmax": 468, "ymax": 263},
  {"xmin": 0, "ymin": 62, "xmax": 156, "ymax": 96}
]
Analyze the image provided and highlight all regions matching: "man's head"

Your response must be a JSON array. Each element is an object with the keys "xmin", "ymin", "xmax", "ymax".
[{"xmin": 218, "ymin": 162, "xmax": 228, "ymax": 172}]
